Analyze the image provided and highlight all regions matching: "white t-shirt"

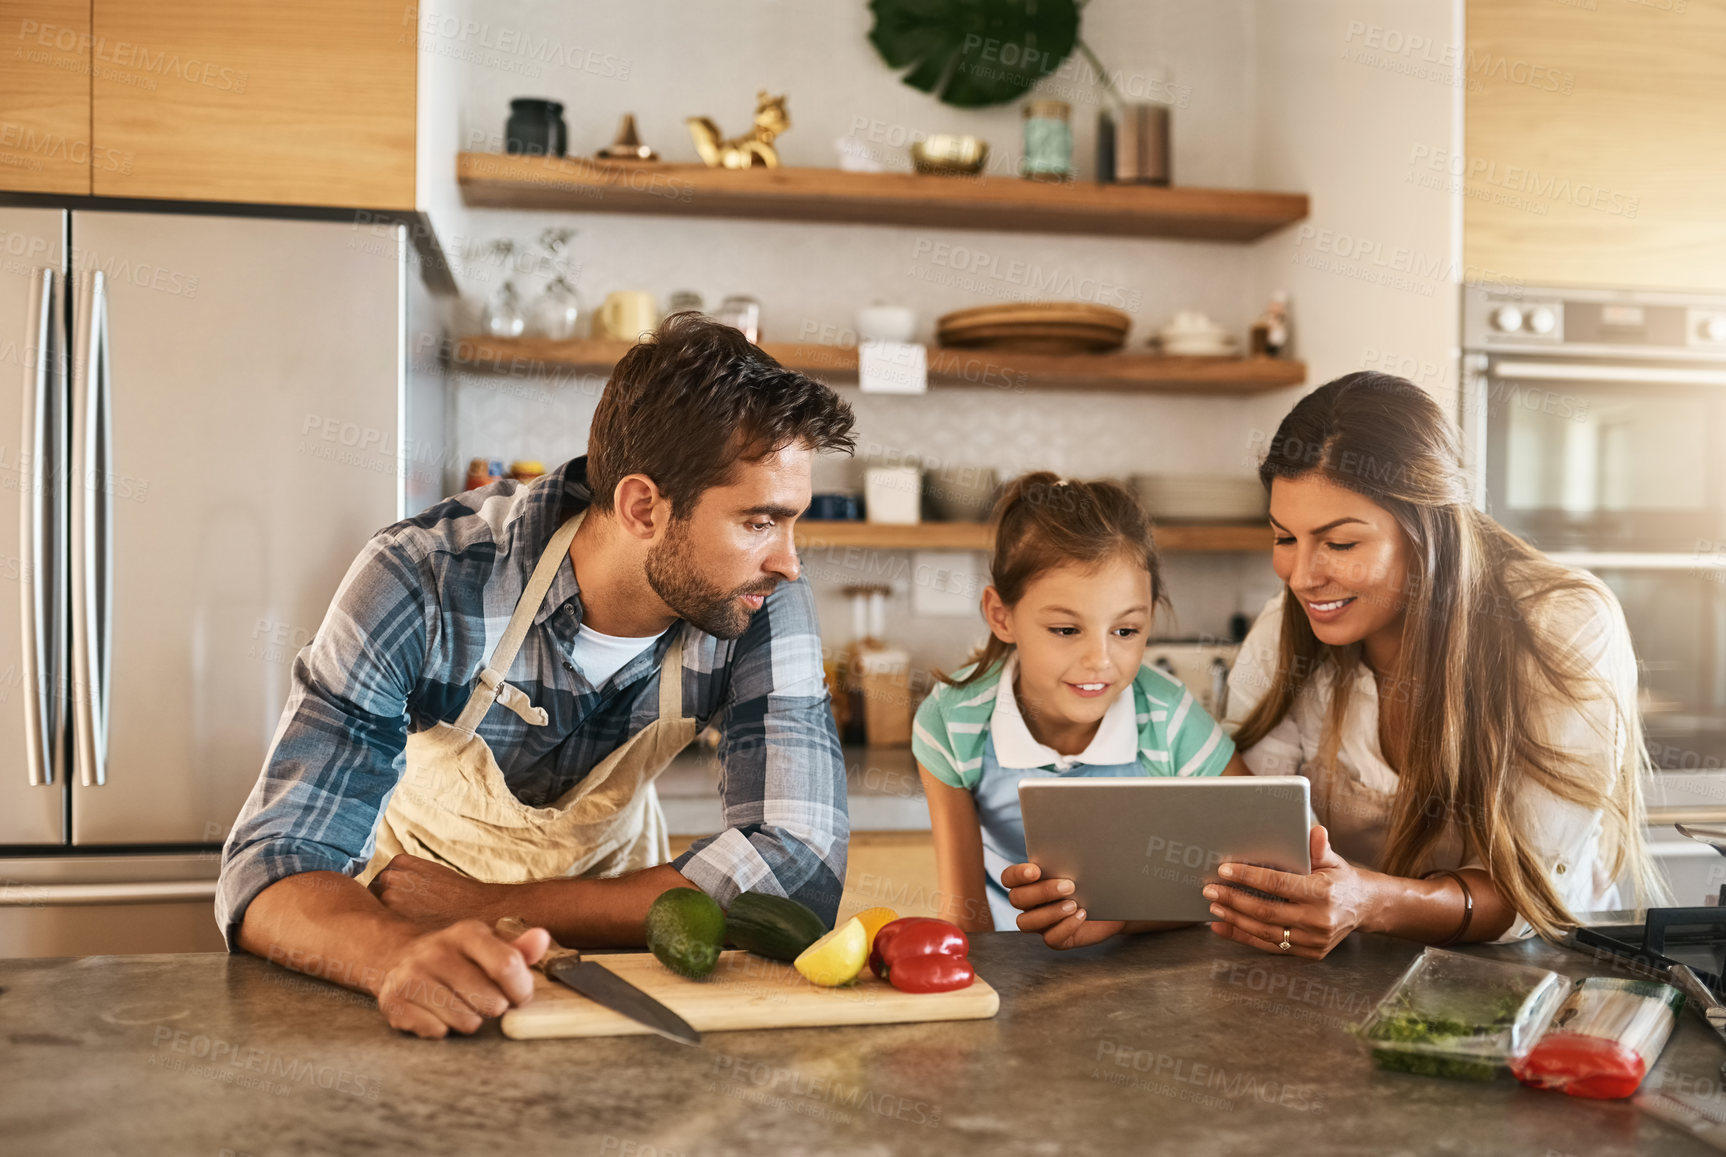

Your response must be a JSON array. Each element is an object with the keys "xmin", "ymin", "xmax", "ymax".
[
  {"xmin": 1225, "ymin": 573, "xmax": 1640, "ymax": 942},
  {"xmin": 568, "ymin": 623, "xmax": 664, "ymax": 690}
]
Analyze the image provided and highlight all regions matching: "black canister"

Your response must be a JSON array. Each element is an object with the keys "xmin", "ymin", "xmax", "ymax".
[{"xmin": 505, "ymin": 98, "xmax": 567, "ymax": 157}]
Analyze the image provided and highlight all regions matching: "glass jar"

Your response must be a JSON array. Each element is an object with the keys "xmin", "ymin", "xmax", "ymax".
[
  {"xmin": 529, "ymin": 277, "xmax": 582, "ymax": 340},
  {"xmin": 1021, "ymin": 99, "xmax": 1073, "ymax": 182},
  {"xmin": 481, "ymin": 280, "xmax": 527, "ymax": 338},
  {"xmin": 713, "ymin": 294, "xmax": 762, "ymax": 343},
  {"xmin": 505, "ymin": 98, "xmax": 566, "ymax": 157}
]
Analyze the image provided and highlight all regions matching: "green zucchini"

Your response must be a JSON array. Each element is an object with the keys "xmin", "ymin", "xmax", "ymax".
[{"xmin": 724, "ymin": 892, "xmax": 829, "ymax": 961}]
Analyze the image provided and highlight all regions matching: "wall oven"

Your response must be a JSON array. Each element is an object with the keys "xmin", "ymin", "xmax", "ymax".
[{"xmin": 1463, "ymin": 286, "xmax": 1726, "ymax": 904}]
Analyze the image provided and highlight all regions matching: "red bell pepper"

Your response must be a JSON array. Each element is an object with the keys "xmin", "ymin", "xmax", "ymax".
[
  {"xmin": 869, "ymin": 917, "xmax": 973, "ymax": 993},
  {"xmin": 886, "ymin": 953, "xmax": 975, "ymax": 994}
]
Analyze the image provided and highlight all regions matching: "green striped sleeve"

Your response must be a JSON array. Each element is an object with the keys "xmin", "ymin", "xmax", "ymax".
[
  {"xmin": 912, "ymin": 686, "xmax": 966, "ymax": 788},
  {"xmin": 1137, "ymin": 665, "xmax": 1235, "ymax": 778}
]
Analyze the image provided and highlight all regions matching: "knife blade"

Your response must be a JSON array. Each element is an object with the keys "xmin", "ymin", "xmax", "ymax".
[
  {"xmin": 1667, "ymin": 963, "xmax": 1726, "ymax": 1052},
  {"xmin": 496, "ymin": 917, "xmax": 701, "ymax": 1045}
]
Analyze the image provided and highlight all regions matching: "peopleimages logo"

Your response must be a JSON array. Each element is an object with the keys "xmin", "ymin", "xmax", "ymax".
[
  {"xmin": 403, "ymin": 5, "xmax": 631, "ymax": 80},
  {"xmin": 17, "ymin": 20, "xmax": 249, "ymax": 93},
  {"xmin": 908, "ymin": 238, "xmax": 1142, "ymax": 312},
  {"xmin": 1408, "ymin": 146, "xmax": 1640, "ymax": 219}
]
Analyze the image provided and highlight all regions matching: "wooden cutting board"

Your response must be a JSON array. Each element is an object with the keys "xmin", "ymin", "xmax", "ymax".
[{"xmin": 501, "ymin": 950, "xmax": 1000, "ymax": 1039}]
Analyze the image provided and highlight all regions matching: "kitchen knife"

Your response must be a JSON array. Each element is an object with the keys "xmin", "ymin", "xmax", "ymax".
[{"xmin": 495, "ymin": 917, "xmax": 701, "ymax": 1046}]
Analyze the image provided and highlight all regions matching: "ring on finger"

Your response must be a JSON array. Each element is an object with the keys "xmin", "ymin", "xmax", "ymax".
[{"xmin": 1278, "ymin": 927, "xmax": 1293, "ymax": 952}]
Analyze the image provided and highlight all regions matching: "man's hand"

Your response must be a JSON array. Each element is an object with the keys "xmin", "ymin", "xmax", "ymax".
[
  {"xmin": 369, "ymin": 853, "xmax": 507, "ymax": 927},
  {"xmin": 376, "ymin": 919, "xmax": 551, "ymax": 1039}
]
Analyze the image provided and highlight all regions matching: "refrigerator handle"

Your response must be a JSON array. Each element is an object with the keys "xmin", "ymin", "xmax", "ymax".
[
  {"xmin": 20, "ymin": 268, "xmax": 53, "ymax": 787},
  {"xmin": 70, "ymin": 271, "xmax": 108, "ymax": 788}
]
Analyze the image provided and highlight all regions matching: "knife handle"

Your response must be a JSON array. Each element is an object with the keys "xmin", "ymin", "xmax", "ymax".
[{"xmin": 495, "ymin": 917, "xmax": 582, "ymax": 967}]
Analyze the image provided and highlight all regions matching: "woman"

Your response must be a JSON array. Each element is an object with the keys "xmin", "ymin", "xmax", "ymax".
[{"xmin": 1006, "ymin": 372, "xmax": 1663, "ymax": 956}]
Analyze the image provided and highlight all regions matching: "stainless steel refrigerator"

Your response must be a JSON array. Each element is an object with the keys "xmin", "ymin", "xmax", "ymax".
[{"xmin": 0, "ymin": 206, "xmax": 446, "ymax": 956}]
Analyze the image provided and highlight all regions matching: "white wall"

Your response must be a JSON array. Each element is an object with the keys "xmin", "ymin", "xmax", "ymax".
[
  {"xmin": 421, "ymin": 0, "xmax": 1460, "ymax": 670},
  {"xmin": 1248, "ymin": 0, "xmax": 1464, "ymax": 405}
]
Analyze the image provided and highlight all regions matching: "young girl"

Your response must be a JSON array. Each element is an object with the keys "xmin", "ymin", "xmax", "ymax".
[{"xmin": 913, "ymin": 472, "xmax": 1250, "ymax": 943}]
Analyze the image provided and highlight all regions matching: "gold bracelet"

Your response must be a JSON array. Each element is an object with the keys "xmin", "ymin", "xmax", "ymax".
[{"xmin": 1422, "ymin": 869, "xmax": 1474, "ymax": 947}]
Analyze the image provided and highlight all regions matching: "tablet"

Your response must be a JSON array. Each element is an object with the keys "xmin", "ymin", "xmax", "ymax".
[{"xmin": 1019, "ymin": 776, "xmax": 1314, "ymax": 922}]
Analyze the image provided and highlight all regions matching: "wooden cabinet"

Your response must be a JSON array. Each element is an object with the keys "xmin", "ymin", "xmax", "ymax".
[
  {"xmin": 0, "ymin": 0, "xmax": 415, "ymax": 207},
  {"xmin": 1466, "ymin": 0, "xmax": 1726, "ymax": 291},
  {"xmin": 0, "ymin": 0, "xmax": 94, "ymax": 194}
]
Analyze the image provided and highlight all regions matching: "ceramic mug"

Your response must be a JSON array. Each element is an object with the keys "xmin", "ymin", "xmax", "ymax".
[{"xmin": 598, "ymin": 290, "xmax": 659, "ymax": 341}]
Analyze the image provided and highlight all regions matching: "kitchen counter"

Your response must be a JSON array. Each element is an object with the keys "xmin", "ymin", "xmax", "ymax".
[{"xmin": 1, "ymin": 931, "xmax": 1720, "ymax": 1155}]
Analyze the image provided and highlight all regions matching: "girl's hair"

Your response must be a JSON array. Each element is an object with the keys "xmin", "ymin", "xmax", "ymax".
[
  {"xmin": 940, "ymin": 471, "xmax": 1168, "ymax": 688},
  {"xmin": 1233, "ymin": 371, "xmax": 1663, "ymax": 937}
]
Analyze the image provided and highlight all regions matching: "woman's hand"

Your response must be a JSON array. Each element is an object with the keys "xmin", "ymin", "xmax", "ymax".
[
  {"xmin": 1204, "ymin": 826, "xmax": 1378, "ymax": 959},
  {"xmin": 1001, "ymin": 862, "xmax": 1127, "ymax": 949}
]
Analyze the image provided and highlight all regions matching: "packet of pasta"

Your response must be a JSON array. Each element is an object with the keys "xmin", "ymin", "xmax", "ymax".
[{"xmin": 1511, "ymin": 978, "xmax": 1684, "ymax": 1100}]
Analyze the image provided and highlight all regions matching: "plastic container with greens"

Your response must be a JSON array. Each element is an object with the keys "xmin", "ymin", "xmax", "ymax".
[{"xmin": 1351, "ymin": 948, "xmax": 1570, "ymax": 1081}]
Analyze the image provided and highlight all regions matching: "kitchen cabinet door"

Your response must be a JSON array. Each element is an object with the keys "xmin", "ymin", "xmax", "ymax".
[
  {"xmin": 89, "ymin": 0, "xmax": 415, "ymax": 209},
  {"xmin": 1466, "ymin": 0, "xmax": 1726, "ymax": 292},
  {"xmin": 0, "ymin": 0, "xmax": 93, "ymax": 194}
]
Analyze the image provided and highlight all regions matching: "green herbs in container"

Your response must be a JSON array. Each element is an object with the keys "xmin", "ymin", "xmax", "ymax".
[{"xmin": 1352, "ymin": 948, "xmax": 1569, "ymax": 1082}]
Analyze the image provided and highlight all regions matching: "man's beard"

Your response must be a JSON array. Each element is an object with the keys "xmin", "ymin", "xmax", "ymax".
[{"xmin": 644, "ymin": 518, "xmax": 777, "ymax": 640}]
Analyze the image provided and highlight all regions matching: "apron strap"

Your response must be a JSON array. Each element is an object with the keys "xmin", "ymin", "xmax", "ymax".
[
  {"xmin": 454, "ymin": 511, "xmax": 585, "ymax": 733},
  {"xmin": 659, "ymin": 629, "xmax": 686, "ymax": 721}
]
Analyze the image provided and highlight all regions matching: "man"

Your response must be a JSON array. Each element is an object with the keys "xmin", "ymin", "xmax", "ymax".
[{"xmin": 218, "ymin": 313, "xmax": 857, "ymax": 1038}]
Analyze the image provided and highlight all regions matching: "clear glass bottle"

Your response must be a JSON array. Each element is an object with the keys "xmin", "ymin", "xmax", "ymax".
[
  {"xmin": 529, "ymin": 277, "xmax": 582, "ymax": 340},
  {"xmin": 482, "ymin": 280, "xmax": 527, "ymax": 338}
]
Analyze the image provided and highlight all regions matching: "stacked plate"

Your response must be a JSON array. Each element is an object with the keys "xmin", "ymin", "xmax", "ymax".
[
  {"xmin": 1130, "ymin": 474, "xmax": 1268, "ymax": 523},
  {"xmin": 937, "ymin": 302, "xmax": 1130, "ymax": 354}
]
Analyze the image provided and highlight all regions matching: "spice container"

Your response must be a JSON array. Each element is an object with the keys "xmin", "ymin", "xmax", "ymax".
[
  {"xmin": 865, "ymin": 465, "xmax": 922, "ymax": 526},
  {"xmin": 856, "ymin": 646, "xmax": 913, "ymax": 748},
  {"xmin": 1021, "ymin": 100, "xmax": 1072, "ymax": 181},
  {"xmin": 465, "ymin": 458, "xmax": 506, "ymax": 491},
  {"xmin": 1351, "ymin": 948, "xmax": 1568, "ymax": 1081}
]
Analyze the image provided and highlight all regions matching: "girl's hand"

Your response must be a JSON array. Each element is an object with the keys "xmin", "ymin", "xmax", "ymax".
[
  {"xmin": 1001, "ymin": 862, "xmax": 1126, "ymax": 949},
  {"xmin": 1204, "ymin": 825, "xmax": 1377, "ymax": 959}
]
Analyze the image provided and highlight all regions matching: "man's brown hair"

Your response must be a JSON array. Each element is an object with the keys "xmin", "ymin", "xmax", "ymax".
[{"xmin": 586, "ymin": 312, "xmax": 856, "ymax": 516}]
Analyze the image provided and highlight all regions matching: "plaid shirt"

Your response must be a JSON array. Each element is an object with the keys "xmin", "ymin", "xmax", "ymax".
[{"xmin": 216, "ymin": 457, "xmax": 848, "ymax": 947}]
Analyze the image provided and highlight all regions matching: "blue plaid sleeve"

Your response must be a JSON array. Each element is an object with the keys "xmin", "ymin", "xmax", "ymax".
[
  {"xmin": 673, "ymin": 576, "xmax": 850, "ymax": 924},
  {"xmin": 214, "ymin": 532, "xmax": 434, "ymax": 948}
]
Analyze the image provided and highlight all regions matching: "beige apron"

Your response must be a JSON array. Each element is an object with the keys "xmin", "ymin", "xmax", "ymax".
[
  {"xmin": 1310, "ymin": 664, "xmax": 1465, "ymax": 873},
  {"xmin": 358, "ymin": 511, "xmax": 698, "ymax": 886}
]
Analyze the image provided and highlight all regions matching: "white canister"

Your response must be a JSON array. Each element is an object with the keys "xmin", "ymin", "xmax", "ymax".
[
  {"xmin": 856, "ymin": 304, "xmax": 917, "ymax": 344},
  {"xmin": 865, "ymin": 466, "xmax": 922, "ymax": 525}
]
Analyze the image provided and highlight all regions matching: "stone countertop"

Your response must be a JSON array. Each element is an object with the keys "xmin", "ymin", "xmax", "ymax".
[
  {"xmin": 2, "ymin": 931, "xmax": 1721, "ymax": 1156},
  {"xmin": 660, "ymin": 744, "xmax": 928, "ymax": 834}
]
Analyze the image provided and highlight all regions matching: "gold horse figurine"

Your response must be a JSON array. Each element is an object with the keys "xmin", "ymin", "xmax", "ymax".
[{"xmin": 686, "ymin": 92, "xmax": 790, "ymax": 169}]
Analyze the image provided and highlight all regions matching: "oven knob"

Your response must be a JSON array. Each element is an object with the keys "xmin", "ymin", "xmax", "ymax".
[
  {"xmin": 1702, "ymin": 315, "xmax": 1726, "ymax": 343},
  {"xmin": 1491, "ymin": 305, "xmax": 1524, "ymax": 332},
  {"xmin": 1526, "ymin": 307, "xmax": 1557, "ymax": 335}
]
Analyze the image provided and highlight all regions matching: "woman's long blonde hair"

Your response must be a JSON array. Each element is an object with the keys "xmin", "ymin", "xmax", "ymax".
[{"xmin": 1233, "ymin": 372, "xmax": 1662, "ymax": 938}]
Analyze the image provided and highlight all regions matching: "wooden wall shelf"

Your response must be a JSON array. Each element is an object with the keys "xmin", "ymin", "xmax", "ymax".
[
  {"xmin": 795, "ymin": 521, "xmax": 1268, "ymax": 554},
  {"xmin": 449, "ymin": 337, "xmax": 1305, "ymax": 396},
  {"xmin": 456, "ymin": 154, "xmax": 1309, "ymax": 242}
]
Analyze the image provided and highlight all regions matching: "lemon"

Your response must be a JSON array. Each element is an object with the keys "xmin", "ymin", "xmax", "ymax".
[
  {"xmin": 793, "ymin": 916, "xmax": 868, "ymax": 987},
  {"xmin": 852, "ymin": 906, "xmax": 899, "ymax": 954}
]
